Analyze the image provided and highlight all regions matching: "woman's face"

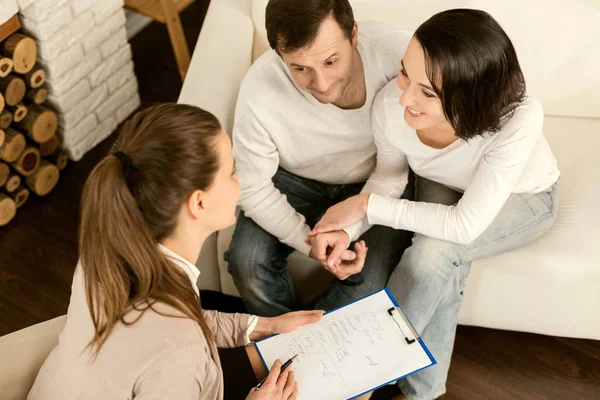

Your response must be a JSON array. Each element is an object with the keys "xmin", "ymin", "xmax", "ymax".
[
  {"xmin": 396, "ymin": 38, "xmax": 451, "ymax": 132},
  {"xmin": 201, "ymin": 130, "xmax": 241, "ymax": 232}
]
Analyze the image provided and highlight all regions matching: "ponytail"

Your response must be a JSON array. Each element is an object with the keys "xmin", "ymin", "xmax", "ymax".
[{"xmin": 79, "ymin": 104, "xmax": 221, "ymax": 357}]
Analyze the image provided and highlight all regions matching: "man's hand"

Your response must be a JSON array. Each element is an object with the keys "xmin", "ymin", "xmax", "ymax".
[
  {"xmin": 309, "ymin": 231, "xmax": 368, "ymax": 280},
  {"xmin": 308, "ymin": 230, "xmax": 353, "ymax": 269}
]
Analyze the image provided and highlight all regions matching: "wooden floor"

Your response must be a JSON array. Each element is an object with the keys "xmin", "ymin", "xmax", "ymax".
[{"xmin": 0, "ymin": 2, "xmax": 598, "ymax": 399}]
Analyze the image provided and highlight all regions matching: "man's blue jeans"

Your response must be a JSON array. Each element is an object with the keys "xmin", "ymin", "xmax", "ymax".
[
  {"xmin": 225, "ymin": 168, "xmax": 414, "ymax": 316},
  {"xmin": 393, "ymin": 177, "xmax": 559, "ymax": 400}
]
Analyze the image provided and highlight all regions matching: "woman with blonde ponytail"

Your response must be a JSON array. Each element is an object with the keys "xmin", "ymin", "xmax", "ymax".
[{"xmin": 28, "ymin": 103, "xmax": 325, "ymax": 400}]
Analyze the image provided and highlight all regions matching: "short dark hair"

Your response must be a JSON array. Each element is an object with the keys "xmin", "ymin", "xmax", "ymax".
[
  {"xmin": 415, "ymin": 9, "xmax": 526, "ymax": 140},
  {"xmin": 266, "ymin": 0, "xmax": 355, "ymax": 55}
]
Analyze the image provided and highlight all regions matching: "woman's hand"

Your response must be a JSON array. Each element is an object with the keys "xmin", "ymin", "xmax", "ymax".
[
  {"xmin": 250, "ymin": 310, "xmax": 324, "ymax": 341},
  {"xmin": 309, "ymin": 193, "xmax": 370, "ymax": 236},
  {"xmin": 246, "ymin": 359, "xmax": 298, "ymax": 400}
]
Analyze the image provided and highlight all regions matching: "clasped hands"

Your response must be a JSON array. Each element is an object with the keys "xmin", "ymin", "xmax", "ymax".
[{"xmin": 305, "ymin": 193, "xmax": 370, "ymax": 280}]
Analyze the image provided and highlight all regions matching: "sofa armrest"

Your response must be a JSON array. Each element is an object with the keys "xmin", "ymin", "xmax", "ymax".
[
  {"xmin": 178, "ymin": 0, "xmax": 254, "ymax": 134},
  {"xmin": 178, "ymin": 0, "xmax": 254, "ymax": 292},
  {"xmin": 0, "ymin": 315, "xmax": 67, "ymax": 400}
]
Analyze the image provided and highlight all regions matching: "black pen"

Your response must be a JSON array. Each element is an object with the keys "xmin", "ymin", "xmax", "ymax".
[{"xmin": 255, "ymin": 354, "xmax": 299, "ymax": 390}]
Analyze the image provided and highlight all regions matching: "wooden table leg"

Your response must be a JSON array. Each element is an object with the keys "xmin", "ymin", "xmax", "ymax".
[{"xmin": 159, "ymin": 0, "xmax": 191, "ymax": 81}]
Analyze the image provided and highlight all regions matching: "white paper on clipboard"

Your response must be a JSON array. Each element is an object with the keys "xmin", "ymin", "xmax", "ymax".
[{"xmin": 254, "ymin": 290, "xmax": 436, "ymax": 400}]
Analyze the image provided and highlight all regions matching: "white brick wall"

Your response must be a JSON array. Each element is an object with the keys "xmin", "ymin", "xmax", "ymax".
[
  {"xmin": 21, "ymin": 5, "xmax": 73, "ymax": 40},
  {"xmin": 18, "ymin": 0, "xmax": 140, "ymax": 161}
]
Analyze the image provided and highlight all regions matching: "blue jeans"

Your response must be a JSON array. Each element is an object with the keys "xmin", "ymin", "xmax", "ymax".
[
  {"xmin": 225, "ymin": 168, "xmax": 414, "ymax": 317},
  {"xmin": 392, "ymin": 177, "xmax": 559, "ymax": 400}
]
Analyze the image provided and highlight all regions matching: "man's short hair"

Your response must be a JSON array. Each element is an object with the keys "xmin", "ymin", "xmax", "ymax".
[{"xmin": 266, "ymin": 0, "xmax": 355, "ymax": 55}]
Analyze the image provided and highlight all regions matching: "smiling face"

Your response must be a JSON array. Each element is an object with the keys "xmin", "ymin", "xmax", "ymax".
[
  {"xmin": 396, "ymin": 37, "xmax": 452, "ymax": 132},
  {"xmin": 281, "ymin": 16, "xmax": 358, "ymax": 105}
]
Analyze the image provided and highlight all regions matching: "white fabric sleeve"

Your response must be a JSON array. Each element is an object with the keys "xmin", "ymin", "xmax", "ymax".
[
  {"xmin": 245, "ymin": 315, "xmax": 259, "ymax": 345},
  {"xmin": 343, "ymin": 88, "xmax": 410, "ymax": 242},
  {"xmin": 367, "ymin": 101, "xmax": 545, "ymax": 244},
  {"xmin": 232, "ymin": 90, "xmax": 312, "ymax": 256}
]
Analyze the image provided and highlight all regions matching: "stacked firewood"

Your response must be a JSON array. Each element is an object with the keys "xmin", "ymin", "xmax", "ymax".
[{"xmin": 0, "ymin": 31, "xmax": 67, "ymax": 227}]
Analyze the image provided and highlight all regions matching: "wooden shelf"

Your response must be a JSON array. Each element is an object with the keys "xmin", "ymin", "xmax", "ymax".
[
  {"xmin": 0, "ymin": 15, "xmax": 21, "ymax": 43},
  {"xmin": 124, "ymin": 0, "xmax": 195, "ymax": 23}
]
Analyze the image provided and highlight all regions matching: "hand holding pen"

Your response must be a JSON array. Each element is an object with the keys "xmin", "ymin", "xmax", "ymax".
[{"xmin": 246, "ymin": 356, "xmax": 299, "ymax": 400}]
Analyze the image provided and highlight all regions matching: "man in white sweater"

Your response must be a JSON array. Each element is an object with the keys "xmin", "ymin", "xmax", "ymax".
[{"xmin": 226, "ymin": 0, "xmax": 413, "ymax": 316}]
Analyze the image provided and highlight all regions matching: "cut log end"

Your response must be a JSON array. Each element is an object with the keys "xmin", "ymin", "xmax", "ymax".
[
  {"xmin": 0, "ymin": 128, "xmax": 26, "ymax": 163},
  {"xmin": 3, "ymin": 34, "xmax": 37, "ymax": 74},
  {"xmin": 8, "ymin": 103, "xmax": 27, "ymax": 122},
  {"xmin": 0, "ymin": 193, "xmax": 17, "ymax": 226},
  {"xmin": 0, "ymin": 161, "xmax": 9, "ymax": 186},
  {"xmin": 26, "ymin": 160, "xmax": 59, "ymax": 196},
  {"xmin": 26, "ymin": 87, "xmax": 48, "ymax": 104},
  {"xmin": 0, "ymin": 110, "xmax": 13, "ymax": 129},
  {"xmin": 27, "ymin": 67, "xmax": 46, "ymax": 88},
  {"xmin": 49, "ymin": 150, "xmax": 68, "ymax": 170},
  {"xmin": 0, "ymin": 56, "xmax": 14, "ymax": 78},
  {"xmin": 5, "ymin": 173, "xmax": 21, "ymax": 192},
  {"xmin": 39, "ymin": 135, "xmax": 59, "ymax": 157},
  {"xmin": 0, "ymin": 75, "xmax": 26, "ymax": 106},
  {"xmin": 11, "ymin": 146, "xmax": 40, "ymax": 177},
  {"xmin": 7, "ymin": 186, "xmax": 29, "ymax": 208},
  {"xmin": 16, "ymin": 105, "xmax": 57, "ymax": 143}
]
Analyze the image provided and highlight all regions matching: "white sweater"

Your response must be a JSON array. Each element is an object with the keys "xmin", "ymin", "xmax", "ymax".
[
  {"xmin": 346, "ymin": 81, "xmax": 560, "ymax": 244},
  {"xmin": 233, "ymin": 22, "xmax": 413, "ymax": 255}
]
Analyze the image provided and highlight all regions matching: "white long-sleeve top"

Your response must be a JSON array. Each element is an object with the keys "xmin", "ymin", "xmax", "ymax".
[
  {"xmin": 233, "ymin": 22, "xmax": 413, "ymax": 255},
  {"xmin": 346, "ymin": 80, "xmax": 560, "ymax": 245}
]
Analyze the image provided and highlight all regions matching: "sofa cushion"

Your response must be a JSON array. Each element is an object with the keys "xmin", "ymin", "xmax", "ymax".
[
  {"xmin": 251, "ymin": 0, "xmax": 600, "ymax": 119},
  {"xmin": 0, "ymin": 316, "xmax": 67, "ymax": 400}
]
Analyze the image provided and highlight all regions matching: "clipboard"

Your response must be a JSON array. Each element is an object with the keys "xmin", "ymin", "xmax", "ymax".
[{"xmin": 254, "ymin": 289, "xmax": 436, "ymax": 400}]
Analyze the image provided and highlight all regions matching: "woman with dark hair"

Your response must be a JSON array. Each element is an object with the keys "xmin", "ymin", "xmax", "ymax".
[
  {"xmin": 309, "ymin": 9, "xmax": 559, "ymax": 399},
  {"xmin": 28, "ymin": 104, "xmax": 327, "ymax": 400}
]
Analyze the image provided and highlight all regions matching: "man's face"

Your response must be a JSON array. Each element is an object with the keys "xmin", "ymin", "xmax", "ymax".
[{"xmin": 281, "ymin": 17, "xmax": 358, "ymax": 104}]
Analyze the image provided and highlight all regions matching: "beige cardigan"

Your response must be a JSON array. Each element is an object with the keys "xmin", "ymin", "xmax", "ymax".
[{"xmin": 28, "ymin": 250, "xmax": 253, "ymax": 400}]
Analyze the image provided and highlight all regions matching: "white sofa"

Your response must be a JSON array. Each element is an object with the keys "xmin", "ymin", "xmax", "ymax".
[
  {"xmin": 0, "ymin": 316, "xmax": 67, "ymax": 400},
  {"xmin": 179, "ymin": 0, "xmax": 600, "ymax": 340}
]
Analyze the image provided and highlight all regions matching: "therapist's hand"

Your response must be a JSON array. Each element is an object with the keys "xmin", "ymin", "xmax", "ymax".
[
  {"xmin": 246, "ymin": 359, "xmax": 298, "ymax": 400},
  {"xmin": 250, "ymin": 310, "xmax": 324, "ymax": 341},
  {"xmin": 308, "ymin": 193, "xmax": 370, "ymax": 236}
]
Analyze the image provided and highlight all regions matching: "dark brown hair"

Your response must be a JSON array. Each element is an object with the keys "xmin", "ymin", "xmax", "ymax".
[
  {"xmin": 415, "ymin": 9, "xmax": 526, "ymax": 139},
  {"xmin": 266, "ymin": 0, "xmax": 355, "ymax": 54},
  {"xmin": 79, "ymin": 103, "xmax": 221, "ymax": 357}
]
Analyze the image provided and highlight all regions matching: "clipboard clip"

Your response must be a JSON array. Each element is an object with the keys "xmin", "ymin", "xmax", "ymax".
[{"xmin": 388, "ymin": 307, "xmax": 420, "ymax": 345}]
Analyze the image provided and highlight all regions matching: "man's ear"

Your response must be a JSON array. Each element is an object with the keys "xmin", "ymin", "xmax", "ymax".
[
  {"xmin": 187, "ymin": 189, "xmax": 207, "ymax": 220},
  {"xmin": 351, "ymin": 21, "xmax": 359, "ymax": 49}
]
